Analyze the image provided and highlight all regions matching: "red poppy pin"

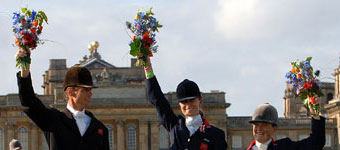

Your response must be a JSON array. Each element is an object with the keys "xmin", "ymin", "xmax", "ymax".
[
  {"xmin": 200, "ymin": 143, "xmax": 208, "ymax": 150},
  {"xmin": 98, "ymin": 129, "xmax": 103, "ymax": 135}
]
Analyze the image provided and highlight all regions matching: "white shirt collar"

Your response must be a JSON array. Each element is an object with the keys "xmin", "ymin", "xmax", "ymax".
[
  {"xmin": 66, "ymin": 104, "xmax": 91, "ymax": 136},
  {"xmin": 185, "ymin": 115, "xmax": 203, "ymax": 137},
  {"xmin": 185, "ymin": 115, "xmax": 202, "ymax": 126},
  {"xmin": 255, "ymin": 139, "xmax": 272, "ymax": 150},
  {"xmin": 66, "ymin": 104, "xmax": 86, "ymax": 118}
]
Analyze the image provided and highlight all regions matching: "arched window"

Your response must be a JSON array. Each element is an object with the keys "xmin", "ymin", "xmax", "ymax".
[
  {"xmin": 0, "ymin": 127, "xmax": 4, "ymax": 150},
  {"xmin": 159, "ymin": 126, "xmax": 169, "ymax": 150},
  {"xmin": 18, "ymin": 126, "xmax": 28, "ymax": 150},
  {"xmin": 126, "ymin": 124, "xmax": 136, "ymax": 150},
  {"xmin": 105, "ymin": 124, "xmax": 114, "ymax": 150}
]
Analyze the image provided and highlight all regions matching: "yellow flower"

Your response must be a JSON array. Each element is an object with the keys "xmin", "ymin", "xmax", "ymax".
[{"xmin": 135, "ymin": 15, "xmax": 140, "ymax": 20}]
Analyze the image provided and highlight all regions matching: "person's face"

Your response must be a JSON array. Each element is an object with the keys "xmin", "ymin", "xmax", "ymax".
[
  {"xmin": 68, "ymin": 87, "xmax": 92, "ymax": 110},
  {"xmin": 178, "ymin": 98, "xmax": 202, "ymax": 117},
  {"xmin": 252, "ymin": 122, "xmax": 277, "ymax": 143}
]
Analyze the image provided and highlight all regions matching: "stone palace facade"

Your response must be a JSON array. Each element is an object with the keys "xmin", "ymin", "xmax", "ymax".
[{"xmin": 1, "ymin": 46, "xmax": 340, "ymax": 150}]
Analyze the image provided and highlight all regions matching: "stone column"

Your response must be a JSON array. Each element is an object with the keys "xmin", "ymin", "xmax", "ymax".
[
  {"xmin": 217, "ymin": 120, "xmax": 227, "ymax": 143},
  {"xmin": 6, "ymin": 120, "xmax": 16, "ymax": 142},
  {"xmin": 338, "ymin": 72, "xmax": 340, "ymax": 99},
  {"xmin": 335, "ymin": 70, "xmax": 339, "ymax": 99},
  {"xmin": 116, "ymin": 120, "xmax": 125, "ymax": 150},
  {"xmin": 336, "ymin": 113, "xmax": 340, "ymax": 150},
  {"xmin": 150, "ymin": 121, "xmax": 159, "ymax": 150},
  {"xmin": 138, "ymin": 120, "xmax": 148, "ymax": 150},
  {"xmin": 30, "ymin": 125, "xmax": 39, "ymax": 150}
]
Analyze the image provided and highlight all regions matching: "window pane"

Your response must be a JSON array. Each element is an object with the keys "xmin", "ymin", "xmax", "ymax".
[
  {"xmin": 18, "ymin": 127, "xmax": 28, "ymax": 150},
  {"xmin": 232, "ymin": 135, "xmax": 242, "ymax": 148},
  {"xmin": 105, "ymin": 124, "xmax": 114, "ymax": 150},
  {"xmin": 325, "ymin": 133, "xmax": 331, "ymax": 147},
  {"xmin": 126, "ymin": 125, "xmax": 136, "ymax": 150}
]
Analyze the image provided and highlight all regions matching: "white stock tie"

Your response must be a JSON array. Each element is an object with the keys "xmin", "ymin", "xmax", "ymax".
[
  {"xmin": 185, "ymin": 115, "xmax": 203, "ymax": 137},
  {"xmin": 74, "ymin": 111, "xmax": 87, "ymax": 136}
]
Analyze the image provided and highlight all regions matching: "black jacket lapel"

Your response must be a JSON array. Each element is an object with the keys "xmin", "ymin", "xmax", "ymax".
[
  {"xmin": 82, "ymin": 111, "xmax": 97, "ymax": 138},
  {"xmin": 62, "ymin": 108, "xmax": 81, "ymax": 136}
]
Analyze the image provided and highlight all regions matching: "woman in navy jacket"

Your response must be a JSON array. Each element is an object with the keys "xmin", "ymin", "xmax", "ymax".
[{"xmin": 144, "ymin": 57, "xmax": 227, "ymax": 150}]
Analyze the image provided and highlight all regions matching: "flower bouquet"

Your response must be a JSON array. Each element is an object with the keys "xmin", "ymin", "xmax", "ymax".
[
  {"xmin": 12, "ymin": 8, "xmax": 48, "ymax": 70},
  {"xmin": 285, "ymin": 57, "xmax": 323, "ymax": 115},
  {"xmin": 126, "ymin": 8, "xmax": 162, "ymax": 67}
]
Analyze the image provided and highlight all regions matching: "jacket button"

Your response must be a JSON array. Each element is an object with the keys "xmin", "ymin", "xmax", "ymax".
[{"xmin": 188, "ymin": 138, "xmax": 190, "ymax": 142}]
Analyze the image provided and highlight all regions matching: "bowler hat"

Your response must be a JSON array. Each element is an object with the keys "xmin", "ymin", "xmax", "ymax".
[
  {"xmin": 63, "ymin": 65, "xmax": 97, "ymax": 91},
  {"xmin": 9, "ymin": 139, "xmax": 22, "ymax": 150},
  {"xmin": 176, "ymin": 79, "xmax": 201, "ymax": 102},
  {"xmin": 249, "ymin": 103, "xmax": 278, "ymax": 126}
]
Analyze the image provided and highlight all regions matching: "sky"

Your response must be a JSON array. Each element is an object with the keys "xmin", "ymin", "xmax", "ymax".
[{"xmin": 0, "ymin": 0, "xmax": 339, "ymax": 117}]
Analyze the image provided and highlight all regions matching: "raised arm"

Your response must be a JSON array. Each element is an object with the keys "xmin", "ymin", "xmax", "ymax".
[
  {"xmin": 282, "ymin": 115, "xmax": 325, "ymax": 150},
  {"xmin": 16, "ymin": 47, "xmax": 57, "ymax": 131},
  {"xmin": 143, "ymin": 57, "xmax": 178, "ymax": 131}
]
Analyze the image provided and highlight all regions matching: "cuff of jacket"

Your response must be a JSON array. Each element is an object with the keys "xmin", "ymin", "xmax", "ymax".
[{"xmin": 17, "ymin": 71, "xmax": 35, "ymax": 97}]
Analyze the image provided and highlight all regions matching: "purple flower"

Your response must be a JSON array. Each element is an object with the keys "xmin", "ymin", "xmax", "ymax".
[
  {"xmin": 285, "ymin": 72, "xmax": 292, "ymax": 79},
  {"xmin": 12, "ymin": 12, "xmax": 20, "ymax": 25},
  {"xmin": 30, "ymin": 10, "xmax": 37, "ymax": 21}
]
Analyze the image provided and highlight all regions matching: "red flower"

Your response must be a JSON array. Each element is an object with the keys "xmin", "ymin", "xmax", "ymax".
[
  {"xmin": 143, "ymin": 31, "xmax": 149, "ymax": 38},
  {"xmin": 304, "ymin": 82, "xmax": 313, "ymax": 90},
  {"xmin": 149, "ymin": 51, "xmax": 153, "ymax": 57},
  {"xmin": 32, "ymin": 20, "xmax": 38, "ymax": 27},
  {"xmin": 31, "ymin": 28, "xmax": 36, "ymax": 34},
  {"xmin": 309, "ymin": 97, "xmax": 315, "ymax": 104},
  {"xmin": 98, "ymin": 129, "xmax": 103, "ymax": 135},
  {"xmin": 297, "ymin": 74, "xmax": 302, "ymax": 79},
  {"xmin": 144, "ymin": 45, "xmax": 150, "ymax": 50}
]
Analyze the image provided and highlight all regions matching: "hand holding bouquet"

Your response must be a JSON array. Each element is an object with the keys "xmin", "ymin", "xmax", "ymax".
[
  {"xmin": 285, "ymin": 57, "xmax": 323, "ymax": 116},
  {"xmin": 126, "ymin": 8, "xmax": 162, "ymax": 67},
  {"xmin": 12, "ymin": 8, "xmax": 48, "ymax": 70}
]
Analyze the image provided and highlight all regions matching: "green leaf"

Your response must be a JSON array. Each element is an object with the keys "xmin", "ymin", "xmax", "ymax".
[
  {"xmin": 38, "ymin": 10, "xmax": 48, "ymax": 24},
  {"xmin": 317, "ymin": 90, "xmax": 324, "ymax": 97},
  {"xmin": 299, "ymin": 91, "xmax": 308, "ymax": 100},
  {"xmin": 129, "ymin": 43, "xmax": 138, "ymax": 56},
  {"xmin": 306, "ymin": 57, "xmax": 312, "ymax": 62},
  {"xmin": 140, "ymin": 47, "xmax": 149, "ymax": 56},
  {"xmin": 133, "ymin": 38, "xmax": 142, "ymax": 48},
  {"xmin": 26, "ymin": 9, "xmax": 32, "ymax": 17},
  {"xmin": 21, "ymin": 8, "xmax": 27, "ymax": 13},
  {"xmin": 145, "ymin": 8, "xmax": 154, "ymax": 16}
]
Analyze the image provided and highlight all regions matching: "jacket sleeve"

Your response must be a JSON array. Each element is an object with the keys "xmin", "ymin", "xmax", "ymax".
[
  {"xmin": 146, "ymin": 76, "xmax": 178, "ymax": 131},
  {"xmin": 17, "ymin": 72, "xmax": 57, "ymax": 131},
  {"xmin": 293, "ymin": 116, "xmax": 326, "ymax": 149}
]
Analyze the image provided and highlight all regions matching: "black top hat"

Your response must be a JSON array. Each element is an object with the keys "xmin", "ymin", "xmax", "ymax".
[
  {"xmin": 63, "ymin": 65, "xmax": 97, "ymax": 91},
  {"xmin": 176, "ymin": 79, "xmax": 201, "ymax": 102}
]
